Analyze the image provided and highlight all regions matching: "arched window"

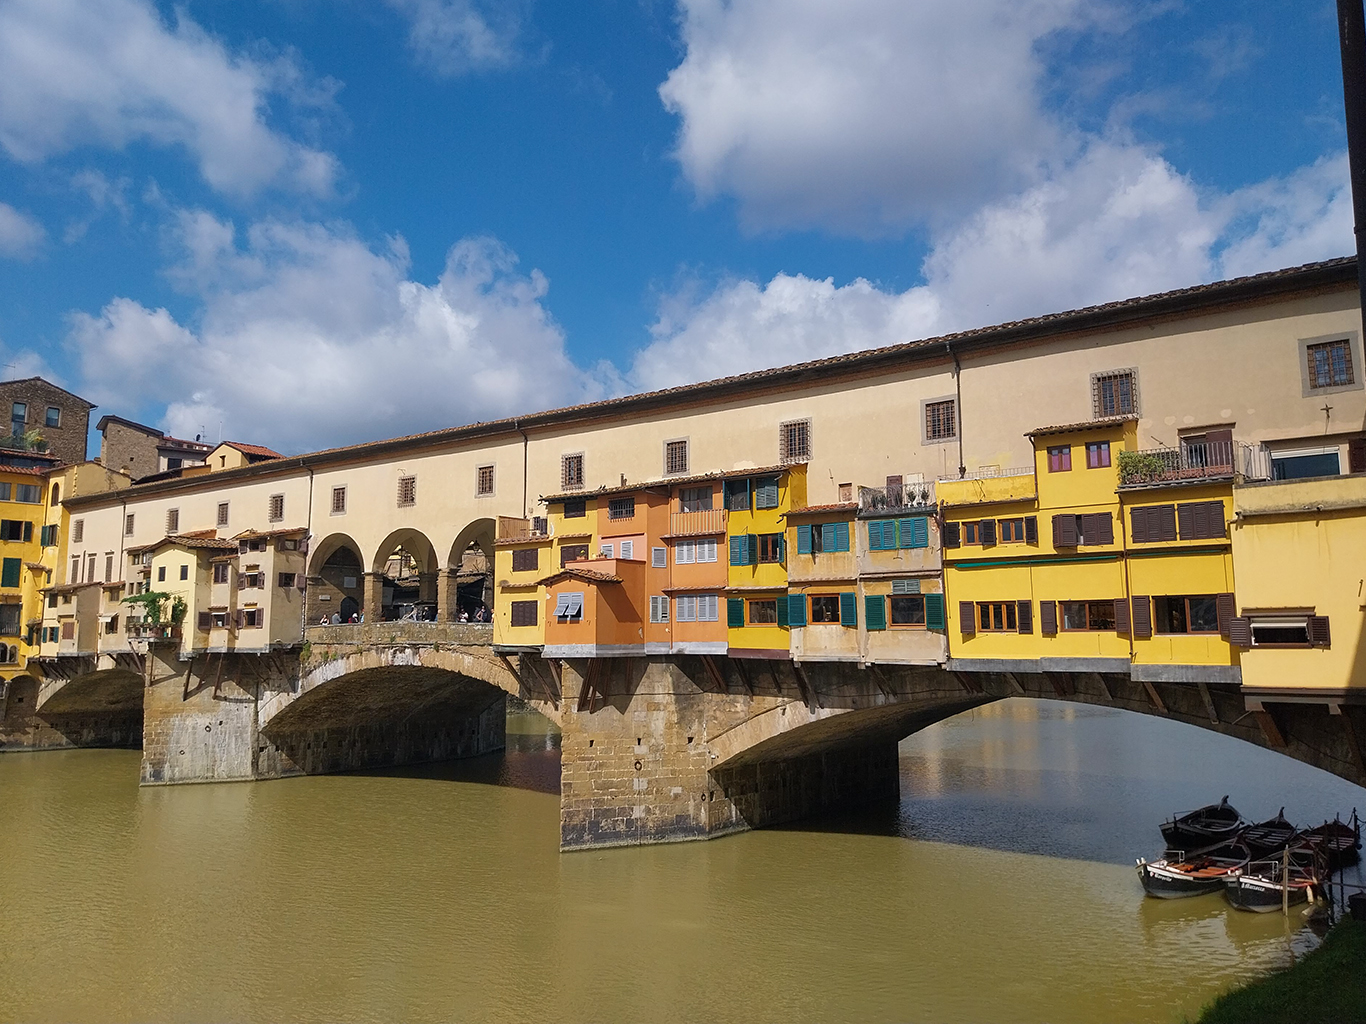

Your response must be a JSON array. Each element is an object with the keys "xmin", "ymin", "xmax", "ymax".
[{"xmin": 50, "ymin": 483, "xmax": 60, "ymax": 506}]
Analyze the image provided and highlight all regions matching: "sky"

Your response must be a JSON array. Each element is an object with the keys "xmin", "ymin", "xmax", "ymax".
[{"xmin": 0, "ymin": 0, "xmax": 1355, "ymax": 455}]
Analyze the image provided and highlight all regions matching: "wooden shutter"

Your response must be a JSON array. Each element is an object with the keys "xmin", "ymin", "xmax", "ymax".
[
  {"xmin": 959, "ymin": 601, "xmax": 976, "ymax": 636},
  {"xmin": 1094, "ymin": 513, "xmax": 1114, "ymax": 545},
  {"xmin": 776, "ymin": 595, "xmax": 790, "ymax": 627},
  {"xmin": 1016, "ymin": 601, "xmax": 1032, "ymax": 634},
  {"xmin": 865, "ymin": 595, "xmax": 887, "ymax": 630},
  {"xmin": 198, "ymin": 611, "xmax": 211, "ymax": 630},
  {"xmin": 1130, "ymin": 507, "xmax": 1149, "ymax": 543},
  {"xmin": 1156, "ymin": 505, "xmax": 1177, "ymax": 542},
  {"xmin": 867, "ymin": 520, "xmax": 885, "ymax": 550},
  {"xmin": 925, "ymin": 593, "xmax": 946, "ymax": 630},
  {"xmin": 746, "ymin": 534, "xmax": 759, "ymax": 565},
  {"xmin": 1023, "ymin": 516, "xmax": 1038, "ymax": 544},
  {"xmin": 839, "ymin": 592, "xmax": 857, "ymax": 627},
  {"xmin": 1114, "ymin": 597, "xmax": 1131, "ymax": 637},
  {"xmin": 1351, "ymin": 437, "xmax": 1366, "ymax": 474},
  {"xmin": 1309, "ymin": 616, "xmax": 1332, "ymax": 647},
  {"xmin": 788, "ymin": 594, "xmax": 806, "ymax": 627},
  {"xmin": 1040, "ymin": 600, "xmax": 1057, "ymax": 636},
  {"xmin": 1052, "ymin": 514, "xmax": 1078, "ymax": 547},
  {"xmin": 1227, "ymin": 616, "xmax": 1252, "ymax": 648},
  {"xmin": 979, "ymin": 519, "xmax": 996, "ymax": 546},
  {"xmin": 797, "ymin": 524, "xmax": 813, "ymax": 554},
  {"xmin": 22, "ymin": 521, "xmax": 31, "ymax": 542},
  {"xmin": 1177, "ymin": 502, "xmax": 1195, "ymax": 540},
  {"xmin": 0, "ymin": 558, "xmax": 18, "ymax": 588},
  {"xmin": 1216, "ymin": 593, "xmax": 1236, "ymax": 639},
  {"xmin": 1128, "ymin": 596, "xmax": 1149, "ymax": 639},
  {"xmin": 727, "ymin": 598, "xmax": 745, "ymax": 628},
  {"xmin": 834, "ymin": 522, "xmax": 850, "ymax": 552},
  {"xmin": 942, "ymin": 522, "xmax": 961, "ymax": 548},
  {"xmin": 729, "ymin": 536, "xmax": 744, "ymax": 566}
]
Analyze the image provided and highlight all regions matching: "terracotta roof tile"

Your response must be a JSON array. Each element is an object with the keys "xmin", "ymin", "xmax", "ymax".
[
  {"xmin": 534, "ymin": 566, "xmax": 623, "ymax": 586},
  {"xmin": 223, "ymin": 441, "xmax": 283, "ymax": 458},
  {"xmin": 1028, "ymin": 416, "xmax": 1137, "ymax": 437},
  {"xmin": 784, "ymin": 503, "xmax": 859, "ymax": 517},
  {"xmin": 541, "ymin": 464, "xmax": 790, "ymax": 504}
]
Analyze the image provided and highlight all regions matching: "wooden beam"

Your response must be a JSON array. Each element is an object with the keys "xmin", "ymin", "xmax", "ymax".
[
  {"xmin": 732, "ymin": 657, "xmax": 755, "ymax": 696},
  {"xmin": 1335, "ymin": 704, "xmax": 1366, "ymax": 777},
  {"xmin": 1045, "ymin": 672, "xmax": 1069, "ymax": 699},
  {"xmin": 1092, "ymin": 673, "xmax": 1113, "ymax": 702},
  {"xmin": 1003, "ymin": 672, "xmax": 1027, "ymax": 696},
  {"xmin": 700, "ymin": 654, "xmax": 728, "ymax": 694},
  {"xmin": 1254, "ymin": 708, "xmax": 1287, "ymax": 748},
  {"xmin": 951, "ymin": 671, "xmax": 980, "ymax": 695},
  {"xmin": 791, "ymin": 660, "xmax": 817, "ymax": 708},
  {"xmin": 869, "ymin": 662, "xmax": 895, "ymax": 699},
  {"xmin": 577, "ymin": 658, "xmax": 603, "ymax": 713},
  {"xmin": 1141, "ymin": 680, "xmax": 1166, "ymax": 713},
  {"xmin": 1197, "ymin": 680, "xmax": 1219, "ymax": 724}
]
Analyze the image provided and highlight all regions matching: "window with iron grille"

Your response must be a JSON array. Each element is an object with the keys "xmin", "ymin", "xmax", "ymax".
[
  {"xmin": 73, "ymin": 518, "xmax": 84, "ymax": 543},
  {"xmin": 331, "ymin": 486, "xmax": 347, "ymax": 515},
  {"xmin": 779, "ymin": 419, "xmax": 811, "ymax": 463},
  {"xmin": 166, "ymin": 508, "xmax": 180, "ymax": 533},
  {"xmin": 1091, "ymin": 369, "xmax": 1138, "ymax": 417},
  {"xmin": 561, "ymin": 453, "xmax": 584, "ymax": 491},
  {"xmin": 664, "ymin": 439, "xmax": 688, "ymax": 476},
  {"xmin": 925, "ymin": 400, "xmax": 956, "ymax": 441},
  {"xmin": 124, "ymin": 513, "xmax": 135, "ymax": 536},
  {"xmin": 476, "ymin": 465, "xmax": 495, "ymax": 495},
  {"xmin": 216, "ymin": 502, "xmax": 229, "ymax": 527},
  {"xmin": 608, "ymin": 497, "xmax": 635, "ymax": 520},
  {"xmin": 268, "ymin": 495, "xmax": 284, "ymax": 522},
  {"xmin": 1308, "ymin": 339, "xmax": 1354, "ymax": 389},
  {"xmin": 398, "ymin": 475, "xmax": 417, "ymax": 507}
]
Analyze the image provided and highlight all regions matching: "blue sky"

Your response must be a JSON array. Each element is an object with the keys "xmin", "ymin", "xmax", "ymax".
[{"xmin": 0, "ymin": 0, "xmax": 1353, "ymax": 454}]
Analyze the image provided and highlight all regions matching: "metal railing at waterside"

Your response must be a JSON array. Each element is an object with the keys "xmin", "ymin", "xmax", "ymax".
[
  {"xmin": 668, "ymin": 508, "xmax": 726, "ymax": 536},
  {"xmin": 1118, "ymin": 441, "xmax": 1271, "ymax": 486}
]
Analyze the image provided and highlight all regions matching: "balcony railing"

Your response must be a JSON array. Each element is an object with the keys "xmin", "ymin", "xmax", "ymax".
[
  {"xmin": 859, "ymin": 480, "xmax": 936, "ymax": 510},
  {"xmin": 497, "ymin": 515, "xmax": 550, "ymax": 542},
  {"xmin": 1118, "ymin": 441, "xmax": 1270, "ymax": 487},
  {"xmin": 936, "ymin": 466, "xmax": 1033, "ymax": 483},
  {"xmin": 669, "ymin": 508, "xmax": 727, "ymax": 536}
]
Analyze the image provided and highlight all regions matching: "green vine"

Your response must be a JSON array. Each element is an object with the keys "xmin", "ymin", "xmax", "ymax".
[
  {"xmin": 122, "ymin": 590, "xmax": 173, "ymax": 624},
  {"xmin": 1117, "ymin": 449, "xmax": 1168, "ymax": 485}
]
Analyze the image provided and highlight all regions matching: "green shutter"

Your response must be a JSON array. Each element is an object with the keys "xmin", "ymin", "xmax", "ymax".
[
  {"xmin": 834, "ymin": 522, "xmax": 850, "ymax": 552},
  {"xmin": 900, "ymin": 517, "xmax": 928, "ymax": 548},
  {"xmin": 727, "ymin": 598, "xmax": 745, "ymax": 628},
  {"xmin": 865, "ymin": 595, "xmax": 887, "ymax": 630},
  {"xmin": 1, "ymin": 557, "xmax": 19, "ymax": 588},
  {"xmin": 746, "ymin": 534, "xmax": 758, "ymax": 565},
  {"xmin": 839, "ymin": 591, "xmax": 857, "ymax": 627},
  {"xmin": 23, "ymin": 521, "xmax": 32, "ymax": 543},
  {"xmin": 925, "ymin": 593, "xmax": 946, "ymax": 630},
  {"xmin": 755, "ymin": 478, "xmax": 779, "ymax": 509},
  {"xmin": 729, "ymin": 536, "xmax": 744, "ymax": 565},
  {"xmin": 797, "ymin": 524, "xmax": 812, "ymax": 554},
  {"xmin": 775, "ymin": 533, "xmax": 785, "ymax": 563},
  {"xmin": 788, "ymin": 593, "xmax": 806, "ymax": 627},
  {"xmin": 776, "ymin": 595, "xmax": 790, "ymax": 627},
  {"xmin": 821, "ymin": 523, "xmax": 836, "ymax": 552}
]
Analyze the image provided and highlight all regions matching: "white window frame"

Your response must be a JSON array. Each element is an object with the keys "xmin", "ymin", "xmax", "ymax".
[
  {"xmin": 675, "ymin": 540, "xmax": 695, "ymax": 564},
  {"xmin": 649, "ymin": 595, "xmax": 669, "ymax": 623},
  {"xmin": 599, "ymin": 542, "xmax": 613, "ymax": 558},
  {"xmin": 697, "ymin": 538, "xmax": 718, "ymax": 563},
  {"xmin": 651, "ymin": 546, "xmax": 666, "ymax": 568},
  {"xmin": 620, "ymin": 539, "xmax": 635, "ymax": 560}
]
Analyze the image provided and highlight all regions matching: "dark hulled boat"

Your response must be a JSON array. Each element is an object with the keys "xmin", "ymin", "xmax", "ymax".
[
  {"xmin": 1159, "ymin": 796, "xmax": 1245, "ymax": 849},
  {"xmin": 1241, "ymin": 808, "xmax": 1297, "ymax": 858},
  {"xmin": 1301, "ymin": 817, "xmax": 1362, "ymax": 869},
  {"xmin": 1137, "ymin": 839, "xmax": 1251, "ymax": 899},
  {"xmin": 1224, "ymin": 844, "xmax": 1323, "ymax": 913}
]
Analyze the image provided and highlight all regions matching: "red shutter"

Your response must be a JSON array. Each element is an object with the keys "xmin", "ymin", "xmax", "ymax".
[
  {"xmin": 1016, "ymin": 600, "xmax": 1033, "ymax": 634},
  {"xmin": 1309, "ymin": 616, "xmax": 1331, "ymax": 647},
  {"xmin": 1216, "ymin": 593, "xmax": 1236, "ymax": 639},
  {"xmin": 1052, "ymin": 514, "xmax": 1078, "ymax": 547},
  {"xmin": 1114, "ymin": 597, "xmax": 1131, "ymax": 637},
  {"xmin": 1131, "ymin": 596, "xmax": 1152, "ymax": 640},
  {"xmin": 1351, "ymin": 437, "xmax": 1366, "ymax": 474},
  {"xmin": 1024, "ymin": 516, "xmax": 1038, "ymax": 544},
  {"xmin": 959, "ymin": 601, "xmax": 976, "ymax": 636},
  {"xmin": 1227, "ymin": 616, "xmax": 1252, "ymax": 648},
  {"xmin": 1039, "ymin": 600, "xmax": 1057, "ymax": 636}
]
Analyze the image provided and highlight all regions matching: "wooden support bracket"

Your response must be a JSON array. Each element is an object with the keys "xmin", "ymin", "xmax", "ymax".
[
  {"xmin": 791, "ymin": 660, "xmax": 817, "ymax": 708},
  {"xmin": 1197, "ymin": 680, "xmax": 1219, "ymax": 724},
  {"xmin": 1003, "ymin": 672, "xmax": 1027, "ymax": 696},
  {"xmin": 1092, "ymin": 673, "xmax": 1113, "ymax": 702},
  {"xmin": 733, "ymin": 657, "xmax": 755, "ymax": 697},
  {"xmin": 700, "ymin": 654, "xmax": 728, "ymax": 694},
  {"xmin": 869, "ymin": 662, "xmax": 895, "ymax": 699},
  {"xmin": 577, "ymin": 658, "xmax": 603, "ymax": 713},
  {"xmin": 1045, "ymin": 672, "xmax": 1069, "ymax": 699},
  {"xmin": 1333, "ymin": 704, "xmax": 1366, "ymax": 777},
  {"xmin": 1141, "ymin": 680, "xmax": 1166, "ymax": 713},
  {"xmin": 1254, "ymin": 708, "xmax": 1287, "ymax": 748}
]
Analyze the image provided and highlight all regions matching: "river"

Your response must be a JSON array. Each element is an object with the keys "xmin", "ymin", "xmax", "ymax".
[{"xmin": 2, "ymin": 699, "xmax": 1363, "ymax": 1023}]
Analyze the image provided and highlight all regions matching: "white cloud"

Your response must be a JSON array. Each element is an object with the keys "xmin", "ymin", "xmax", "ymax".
[
  {"xmin": 0, "ymin": 201, "xmax": 45, "ymax": 258},
  {"xmin": 659, "ymin": 0, "xmax": 1090, "ymax": 234},
  {"xmin": 385, "ymin": 0, "xmax": 523, "ymax": 76},
  {"xmin": 63, "ymin": 215, "xmax": 601, "ymax": 453},
  {"xmin": 0, "ymin": 0, "xmax": 338, "ymax": 198}
]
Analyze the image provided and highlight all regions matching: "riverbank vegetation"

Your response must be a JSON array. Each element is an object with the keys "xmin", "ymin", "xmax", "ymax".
[{"xmin": 1195, "ymin": 918, "xmax": 1366, "ymax": 1023}]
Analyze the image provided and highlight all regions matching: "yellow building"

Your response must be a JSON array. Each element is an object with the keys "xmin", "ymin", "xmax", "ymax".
[
  {"xmin": 725, "ymin": 465, "xmax": 805, "ymax": 658},
  {"xmin": 1, "ymin": 461, "xmax": 49, "ymax": 684}
]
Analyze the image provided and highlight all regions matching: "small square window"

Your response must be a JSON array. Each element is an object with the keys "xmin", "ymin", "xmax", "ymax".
[
  {"xmin": 665, "ymin": 439, "xmax": 689, "ymax": 476},
  {"xmin": 563, "ymin": 498, "xmax": 586, "ymax": 518},
  {"xmin": 331, "ymin": 486, "xmax": 347, "ymax": 515},
  {"xmin": 268, "ymin": 494, "xmax": 284, "ymax": 522},
  {"xmin": 216, "ymin": 502, "xmax": 229, "ymax": 527},
  {"xmin": 1048, "ymin": 446, "xmax": 1072, "ymax": 473},
  {"xmin": 561, "ymin": 453, "xmax": 584, "ymax": 491},
  {"xmin": 924, "ymin": 399, "xmax": 956, "ymax": 442},
  {"xmin": 780, "ymin": 419, "xmax": 811, "ymax": 464},
  {"xmin": 398, "ymin": 475, "xmax": 417, "ymax": 507},
  {"xmin": 1308, "ymin": 339, "xmax": 1354, "ymax": 389},
  {"xmin": 1086, "ymin": 442, "xmax": 1111, "ymax": 469},
  {"xmin": 476, "ymin": 465, "xmax": 495, "ymax": 496}
]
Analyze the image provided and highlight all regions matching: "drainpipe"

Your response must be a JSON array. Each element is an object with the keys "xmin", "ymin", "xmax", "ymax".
[
  {"xmin": 1118, "ymin": 499, "xmax": 1136, "ymax": 667},
  {"xmin": 302, "ymin": 467, "xmax": 314, "ymax": 641},
  {"xmin": 515, "ymin": 418, "xmax": 530, "ymax": 517},
  {"xmin": 947, "ymin": 342, "xmax": 966, "ymax": 478}
]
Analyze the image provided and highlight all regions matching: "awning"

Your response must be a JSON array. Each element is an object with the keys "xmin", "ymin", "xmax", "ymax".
[{"xmin": 553, "ymin": 592, "xmax": 584, "ymax": 617}]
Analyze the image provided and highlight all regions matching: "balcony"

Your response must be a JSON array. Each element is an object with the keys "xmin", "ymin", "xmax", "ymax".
[
  {"xmin": 667, "ymin": 508, "xmax": 727, "ymax": 536},
  {"xmin": 859, "ymin": 480, "xmax": 936, "ymax": 511},
  {"xmin": 126, "ymin": 622, "xmax": 182, "ymax": 640},
  {"xmin": 496, "ymin": 516, "xmax": 550, "ymax": 542},
  {"xmin": 1118, "ymin": 441, "xmax": 1270, "ymax": 488}
]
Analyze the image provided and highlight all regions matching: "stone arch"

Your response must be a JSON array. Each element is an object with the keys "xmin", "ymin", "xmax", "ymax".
[
  {"xmin": 308, "ymin": 532, "xmax": 364, "ymax": 577},
  {"xmin": 49, "ymin": 481, "xmax": 60, "ymax": 506},
  {"xmin": 446, "ymin": 518, "xmax": 496, "ymax": 620},
  {"xmin": 370, "ymin": 528, "xmax": 441, "ymax": 621},
  {"xmin": 308, "ymin": 532, "xmax": 366, "ymax": 623},
  {"xmin": 36, "ymin": 666, "xmax": 144, "ymax": 715}
]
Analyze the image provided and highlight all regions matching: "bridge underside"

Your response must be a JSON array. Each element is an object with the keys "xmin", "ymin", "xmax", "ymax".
[{"xmin": 0, "ymin": 662, "xmax": 144, "ymax": 752}]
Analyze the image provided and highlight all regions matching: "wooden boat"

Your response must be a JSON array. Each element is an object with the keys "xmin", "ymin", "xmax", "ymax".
[
  {"xmin": 1241, "ymin": 807, "xmax": 1297, "ymax": 858},
  {"xmin": 1136, "ymin": 839, "xmax": 1251, "ymax": 899},
  {"xmin": 1300, "ymin": 817, "xmax": 1362, "ymax": 869},
  {"xmin": 1159, "ymin": 796, "xmax": 1245, "ymax": 849},
  {"xmin": 1224, "ymin": 844, "xmax": 1322, "ymax": 913}
]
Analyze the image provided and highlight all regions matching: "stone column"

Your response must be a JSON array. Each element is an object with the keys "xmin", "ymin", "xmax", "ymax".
[
  {"xmin": 418, "ymin": 571, "xmax": 438, "ymax": 606},
  {"xmin": 363, "ymin": 573, "xmax": 385, "ymax": 621},
  {"xmin": 437, "ymin": 570, "xmax": 457, "ymax": 622}
]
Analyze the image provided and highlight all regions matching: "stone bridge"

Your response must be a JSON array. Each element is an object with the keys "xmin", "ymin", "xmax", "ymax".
[{"xmin": 8, "ymin": 625, "xmax": 1366, "ymax": 850}]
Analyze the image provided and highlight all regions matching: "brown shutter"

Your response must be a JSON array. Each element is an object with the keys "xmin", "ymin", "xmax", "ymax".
[
  {"xmin": 1052, "ymin": 514, "xmax": 1078, "ymax": 547},
  {"xmin": 1216, "ymin": 593, "xmax": 1236, "ymax": 639},
  {"xmin": 959, "ymin": 601, "xmax": 976, "ymax": 636},
  {"xmin": 1024, "ymin": 516, "xmax": 1038, "ymax": 544},
  {"xmin": 1309, "ymin": 616, "xmax": 1332, "ymax": 647},
  {"xmin": 1017, "ymin": 601, "xmax": 1032, "ymax": 634},
  {"xmin": 1131, "ymin": 596, "xmax": 1152, "ymax": 640},
  {"xmin": 1177, "ymin": 502, "xmax": 1195, "ymax": 540},
  {"xmin": 235, "ymin": 610, "xmax": 244, "ymax": 629},
  {"xmin": 1157, "ymin": 504, "xmax": 1177, "ymax": 542},
  {"xmin": 1206, "ymin": 428, "xmax": 1234, "ymax": 470},
  {"xmin": 1130, "ymin": 507, "xmax": 1149, "ymax": 543},
  {"xmin": 942, "ymin": 521, "xmax": 961, "ymax": 548},
  {"xmin": 1351, "ymin": 437, "xmax": 1366, "ymax": 474},
  {"xmin": 1114, "ymin": 597, "xmax": 1131, "ymax": 637},
  {"xmin": 1095, "ymin": 513, "xmax": 1114, "ymax": 545},
  {"xmin": 1227, "ymin": 616, "xmax": 1252, "ymax": 648},
  {"xmin": 197, "ymin": 611, "xmax": 211, "ymax": 630},
  {"xmin": 1205, "ymin": 501, "xmax": 1226, "ymax": 539},
  {"xmin": 979, "ymin": 519, "xmax": 996, "ymax": 545},
  {"xmin": 1040, "ymin": 600, "xmax": 1057, "ymax": 636}
]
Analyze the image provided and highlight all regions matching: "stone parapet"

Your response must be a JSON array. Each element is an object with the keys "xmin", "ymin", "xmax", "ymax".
[{"xmin": 305, "ymin": 622, "xmax": 493, "ymax": 646}]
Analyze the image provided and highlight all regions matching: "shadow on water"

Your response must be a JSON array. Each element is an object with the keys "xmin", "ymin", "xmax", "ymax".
[{"xmin": 349, "ymin": 720, "xmax": 562, "ymax": 796}]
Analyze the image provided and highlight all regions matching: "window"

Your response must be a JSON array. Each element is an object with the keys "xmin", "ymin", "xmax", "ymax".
[
  {"xmin": 673, "ymin": 539, "xmax": 716, "ymax": 564},
  {"xmin": 1048, "ymin": 446, "xmax": 1072, "ymax": 472},
  {"xmin": 619, "ymin": 539, "xmax": 635, "ymax": 560},
  {"xmin": 510, "ymin": 600, "xmax": 538, "ymax": 627},
  {"xmin": 211, "ymin": 611, "xmax": 228, "ymax": 629},
  {"xmin": 0, "ymin": 558, "xmax": 18, "ymax": 589},
  {"xmin": 280, "ymin": 538, "xmax": 299, "ymax": 551},
  {"xmin": 166, "ymin": 457, "xmax": 182, "ymax": 470},
  {"xmin": 651, "ymin": 547, "xmax": 666, "ymax": 568},
  {"xmin": 213, "ymin": 563, "xmax": 230, "ymax": 585},
  {"xmin": 50, "ymin": 483, "xmax": 60, "ymax": 506},
  {"xmin": 998, "ymin": 518, "xmax": 1034, "ymax": 543},
  {"xmin": 391, "ymin": 474, "xmax": 416, "ymax": 507},
  {"xmin": 1051, "ymin": 513, "xmax": 1113, "ymax": 547},
  {"xmin": 1308, "ymin": 339, "xmax": 1354, "ymax": 389},
  {"xmin": 608, "ymin": 497, "xmax": 635, "ymax": 520},
  {"xmin": 978, "ymin": 602, "xmax": 1018, "ymax": 632},
  {"xmin": 216, "ymin": 502, "xmax": 229, "ymax": 528},
  {"xmin": 0, "ymin": 520, "xmax": 28, "ymax": 541},
  {"xmin": 1177, "ymin": 501, "xmax": 1225, "ymax": 540},
  {"xmin": 71, "ymin": 555, "xmax": 79, "ymax": 582},
  {"xmin": 166, "ymin": 508, "xmax": 180, "ymax": 533},
  {"xmin": 476, "ymin": 465, "xmax": 495, "ymax": 496},
  {"xmin": 10, "ymin": 402, "xmax": 24, "ymax": 435},
  {"xmin": 756, "ymin": 533, "xmax": 784, "ymax": 563},
  {"xmin": 563, "ymin": 498, "xmax": 586, "ymax": 518},
  {"xmin": 0, "ymin": 603, "xmax": 19, "ymax": 634},
  {"xmin": 961, "ymin": 521, "xmax": 979, "ymax": 544},
  {"xmin": 560, "ymin": 543, "xmax": 589, "ymax": 566},
  {"xmin": 105, "ymin": 554, "xmax": 113, "ymax": 581},
  {"xmin": 1129, "ymin": 504, "xmax": 1177, "ymax": 543},
  {"xmin": 85, "ymin": 553, "xmax": 95, "ymax": 582},
  {"xmin": 561, "ymin": 453, "xmax": 584, "ymax": 491},
  {"xmin": 795, "ymin": 522, "xmax": 849, "ymax": 554},
  {"xmin": 599, "ymin": 542, "xmax": 614, "ymax": 558},
  {"xmin": 73, "ymin": 518, "xmax": 84, "ymax": 543},
  {"xmin": 0, "ymin": 483, "xmax": 10, "ymax": 500},
  {"xmin": 239, "ymin": 539, "xmax": 264, "ymax": 553},
  {"xmin": 724, "ymin": 479, "xmax": 751, "ymax": 512},
  {"xmin": 511, "ymin": 548, "xmax": 539, "ymax": 572},
  {"xmin": 649, "ymin": 595, "xmax": 669, "ymax": 623},
  {"xmin": 13, "ymin": 484, "xmax": 37, "ymax": 504},
  {"xmin": 839, "ymin": 483, "xmax": 853, "ymax": 503},
  {"xmin": 268, "ymin": 495, "xmax": 284, "ymax": 522},
  {"xmin": 1061, "ymin": 601, "xmax": 1116, "ymax": 631},
  {"xmin": 810, "ymin": 595, "xmax": 842, "ymax": 623},
  {"xmin": 124, "ymin": 513, "xmax": 135, "ymax": 536},
  {"xmin": 890, "ymin": 595, "xmax": 926, "ymax": 626},
  {"xmin": 665, "ymin": 439, "xmax": 689, "ymax": 476},
  {"xmin": 924, "ymin": 399, "xmax": 956, "ymax": 442},
  {"xmin": 1086, "ymin": 442, "xmax": 1111, "ymax": 469},
  {"xmin": 180, "ymin": 564, "xmax": 189, "ymax": 580},
  {"xmin": 239, "ymin": 572, "xmax": 263, "ymax": 589},
  {"xmin": 45, "ymin": 406, "xmax": 61, "ymax": 428},
  {"xmin": 157, "ymin": 565, "xmax": 166, "ymax": 582},
  {"xmin": 278, "ymin": 572, "xmax": 296, "ymax": 588},
  {"xmin": 331, "ymin": 486, "xmax": 347, "ymax": 515},
  {"xmin": 780, "ymin": 419, "xmax": 811, "ymax": 464},
  {"xmin": 679, "ymin": 486, "xmax": 713, "ymax": 513},
  {"xmin": 553, "ymin": 592, "xmax": 584, "ymax": 621},
  {"xmin": 1154, "ymin": 595, "xmax": 1220, "ymax": 634},
  {"xmin": 754, "ymin": 477, "xmax": 780, "ymax": 509},
  {"xmin": 749, "ymin": 599, "xmax": 778, "ymax": 624},
  {"xmin": 1092, "ymin": 369, "xmax": 1137, "ymax": 417},
  {"xmin": 1240, "ymin": 615, "xmax": 1331, "ymax": 648},
  {"xmin": 1272, "ymin": 447, "xmax": 1341, "ymax": 480},
  {"xmin": 675, "ymin": 594, "xmax": 720, "ymax": 622}
]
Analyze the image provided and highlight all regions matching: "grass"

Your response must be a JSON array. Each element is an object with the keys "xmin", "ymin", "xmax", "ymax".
[{"xmin": 1195, "ymin": 917, "xmax": 1366, "ymax": 1023}]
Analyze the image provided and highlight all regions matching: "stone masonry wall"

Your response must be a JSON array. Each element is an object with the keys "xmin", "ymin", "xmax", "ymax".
[{"xmin": 1, "ymin": 675, "xmax": 141, "ymax": 751}]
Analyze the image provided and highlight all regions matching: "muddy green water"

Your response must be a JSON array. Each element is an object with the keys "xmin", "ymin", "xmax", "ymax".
[{"xmin": 2, "ymin": 700, "xmax": 1364, "ymax": 1023}]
